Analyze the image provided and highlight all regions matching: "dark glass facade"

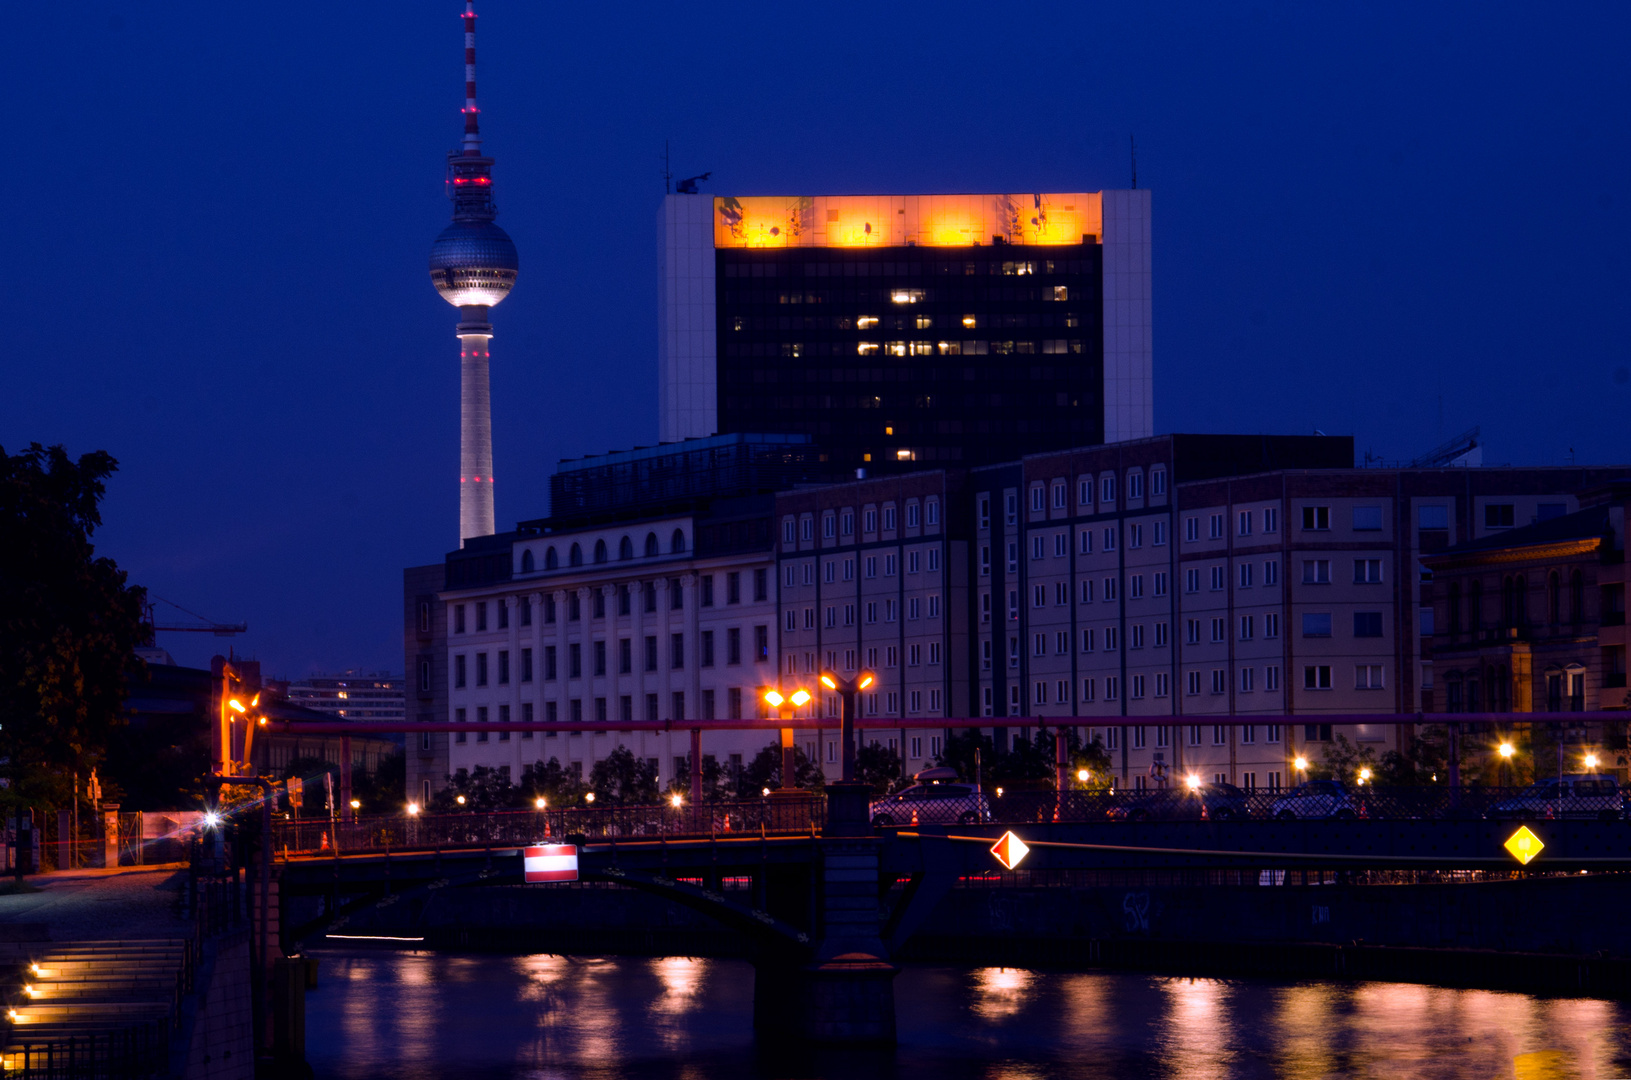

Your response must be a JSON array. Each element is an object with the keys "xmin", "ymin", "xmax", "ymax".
[{"xmin": 716, "ymin": 242, "xmax": 1103, "ymax": 473}]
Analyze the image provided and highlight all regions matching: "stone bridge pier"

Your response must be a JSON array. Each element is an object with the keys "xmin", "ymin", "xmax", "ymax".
[{"xmin": 753, "ymin": 782, "xmax": 897, "ymax": 1045}]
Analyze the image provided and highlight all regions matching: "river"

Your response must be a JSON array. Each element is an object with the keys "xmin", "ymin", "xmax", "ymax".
[{"xmin": 306, "ymin": 949, "xmax": 1631, "ymax": 1079}]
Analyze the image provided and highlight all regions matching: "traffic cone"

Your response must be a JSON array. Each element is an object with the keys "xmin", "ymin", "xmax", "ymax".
[
  {"xmin": 320, "ymin": 831, "xmax": 329, "ymax": 851},
  {"xmin": 911, "ymin": 809, "xmax": 918, "ymax": 826},
  {"xmin": 1200, "ymin": 802, "xmax": 1209, "ymax": 821},
  {"xmin": 1545, "ymin": 806, "xmax": 1555, "ymax": 820},
  {"xmin": 1358, "ymin": 802, "xmax": 1369, "ymax": 820},
  {"xmin": 723, "ymin": 813, "xmax": 732, "ymax": 832}
]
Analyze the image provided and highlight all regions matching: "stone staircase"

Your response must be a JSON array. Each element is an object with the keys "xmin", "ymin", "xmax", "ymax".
[{"xmin": 0, "ymin": 940, "xmax": 191, "ymax": 1075}]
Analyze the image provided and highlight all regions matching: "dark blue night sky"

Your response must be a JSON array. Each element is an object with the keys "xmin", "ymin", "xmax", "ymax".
[{"xmin": 2, "ymin": 2, "xmax": 1626, "ymax": 677}]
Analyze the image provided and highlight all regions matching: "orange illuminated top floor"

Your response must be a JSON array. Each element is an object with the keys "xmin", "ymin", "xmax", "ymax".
[{"xmin": 713, "ymin": 193, "xmax": 1103, "ymax": 249}]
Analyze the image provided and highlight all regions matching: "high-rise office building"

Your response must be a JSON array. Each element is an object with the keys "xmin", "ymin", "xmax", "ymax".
[{"xmin": 658, "ymin": 191, "xmax": 1152, "ymax": 473}]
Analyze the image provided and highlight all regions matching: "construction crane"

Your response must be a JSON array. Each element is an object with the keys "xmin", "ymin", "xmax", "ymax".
[{"xmin": 143, "ymin": 595, "xmax": 247, "ymax": 637}]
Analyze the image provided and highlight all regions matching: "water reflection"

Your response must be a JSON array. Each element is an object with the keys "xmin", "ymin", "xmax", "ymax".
[{"xmin": 306, "ymin": 950, "xmax": 1631, "ymax": 1080}]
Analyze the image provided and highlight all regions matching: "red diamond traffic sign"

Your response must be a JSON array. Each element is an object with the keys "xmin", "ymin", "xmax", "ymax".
[{"xmin": 989, "ymin": 831, "xmax": 1030, "ymax": 870}]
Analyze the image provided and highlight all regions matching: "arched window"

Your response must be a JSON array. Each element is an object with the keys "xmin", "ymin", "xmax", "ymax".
[
  {"xmin": 569, "ymin": 542, "xmax": 583, "ymax": 567},
  {"xmin": 1515, "ymin": 576, "xmax": 1528, "ymax": 628},
  {"xmin": 545, "ymin": 547, "xmax": 559, "ymax": 570},
  {"xmin": 1571, "ymin": 570, "xmax": 1585, "ymax": 624},
  {"xmin": 619, "ymin": 536, "xmax": 634, "ymax": 561},
  {"xmin": 1548, "ymin": 571, "xmax": 1561, "ymax": 623},
  {"xmin": 520, "ymin": 549, "xmax": 535, "ymax": 573},
  {"xmin": 645, "ymin": 533, "xmax": 659, "ymax": 557},
  {"xmin": 594, "ymin": 539, "xmax": 608, "ymax": 564},
  {"xmin": 671, "ymin": 528, "xmax": 687, "ymax": 554},
  {"xmin": 1445, "ymin": 673, "xmax": 1464, "ymax": 713}
]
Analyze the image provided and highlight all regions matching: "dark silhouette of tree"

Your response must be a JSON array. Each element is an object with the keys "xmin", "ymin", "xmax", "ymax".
[
  {"xmin": 588, "ymin": 746, "xmax": 659, "ymax": 805},
  {"xmin": 521, "ymin": 757, "xmax": 590, "ymax": 807},
  {"xmin": 430, "ymin": 765, "xmax": 514, "ymax": 812},
  {"xmin": 855, "ymin": 741, "xmax": 904, "ymax": 796},
  {"xmin": 0, "ymin": 444, "xmax": 147, "ymax": 809},
  {"xmin": 739, "ymin": 739, "xmax": 823, "ymax": 795}
]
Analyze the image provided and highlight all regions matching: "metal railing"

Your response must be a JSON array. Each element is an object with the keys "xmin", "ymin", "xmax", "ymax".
[
  {"xmin": 271, "ymin": 785, "xmax": 1629, "ymax": 857},
  {"xmin": 275, "ymin": 795, "xmax": 826, "ymax": 856},
  {"xmin": 0, "ymin": 1023, "xmax": 167, "ymax": 1080}
]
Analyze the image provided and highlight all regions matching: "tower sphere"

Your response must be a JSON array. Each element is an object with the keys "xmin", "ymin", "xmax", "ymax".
[{"xmin": 429, "ymin": 219, "xmax": 519, "ymax": 307}]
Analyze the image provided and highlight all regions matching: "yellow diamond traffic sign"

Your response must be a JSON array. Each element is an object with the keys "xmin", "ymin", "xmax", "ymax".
[
  {"xmin": 990, "ymin": 831, "xmax": 1030, "ymax": 870},
  {"xmin": 1504, "ymin": 825, "xmax": 1544, "ymax": 865}
]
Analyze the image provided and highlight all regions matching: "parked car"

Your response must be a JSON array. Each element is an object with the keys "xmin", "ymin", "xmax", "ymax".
[
  {"xmin": 1270, "ymin": 780, "xmax": 1360, "ymax": 820},
  {"xmin": 1487, "ymin": 775, "xmax": 1623, "ymax": 822},
  {"xmin": 870, "ymin": 770, "xmax": 990, "ymax": 826},
  {"xmin": 1106, "ymin": 783, "xmax": 1251, "ymax": 822}
]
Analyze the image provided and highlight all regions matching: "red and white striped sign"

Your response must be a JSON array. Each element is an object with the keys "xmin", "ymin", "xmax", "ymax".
[{"xmin": 523, "ymin": 844, "xmax": 578, "ymax": 883}]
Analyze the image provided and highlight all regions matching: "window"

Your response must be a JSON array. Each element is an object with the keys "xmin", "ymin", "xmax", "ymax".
[
  {"xmin": 1356, "ymin": 664, "xmax": 1385, "ymax": 689},
  {"xmin": 644, "ymin": 636, "xmax": 658, "ymax": 672},
  {"xmin": 1080, "ymin": 580, "xmax": 1094, "ymax": 603},
  {"xmin": 1151, "ymin": 469, "xmax": 1166, "ymax": 496},
  {"xmin": 1032, "ymin": 536, "xmax": 1045, "ymax": 560},
  {"xmin": 1355, "ymin": 558, "xmax": 1384, "ymax": 583},
  {"xmin": 1130, "ymin": 575, "xmax": 1144, "ymax": 599},
  {"xmin": 823, "ymin": 513, "xmax": 836, "ymax": 539},
  {"xmin": 1239, "ymin": 668, "xmax": 1254, "ymax": 693},
  {"xmin": 475, "ymin": 652, "xmax": 489, "ymax": 686},
  {"xmin": 1209, "ymin": 513, "xmax": 1224, "ymax": 539},
  {"xmin": 1264, "ymin": 612, "xmax": 1280, "ymax": 638},
  {"xmin": 1054, "ymin": 533, "xmax": 1067, "ymax": 557},
  {"xmin": 884, "ymin": 506, "xmax": 897, "ymax": 530},
  {"xmin": 544, "ymin": 645, "xmax": 557, "ymax": 680},
  {"xmin": 1031, "ymin": 487, "xmax": 1045, "ymax": 513},
  {"xmin": 1081, "ymin": 627, "xmax": 1097, "ymax": 651},
  {"xmin": 1210, "ymin": 671, "xmax": 1226, "ymax": 694},
  {"xmin": 1354, "ymin": 611, "xmax": 1384, "ymax": 638},
  {"xmin": 754, "ymin": 568, "xmax": 768, "ymax": 602},
  {"xmin": 1185, "ymin": 568, "xmax": 1200, "ymax": 593},
  {"xmin": 885, "ymin": 554, "xmax": 897, "ymax": 576},
  {"xmin": 1238, "ymin": 510, "xmax": 1252, "ymax": 536},
  {"xmin": 1154, "ymin": 621, "xmax": 1169, "ymax": 647},
  {"xmin": 1130, "ymin": 624, "xmax": 1145, "ymax": 648},
  {"xmin": 454, "ymin": 653, "xmax": 467, "ymax": 688},
  {"xmin": 700, "ymin": 630, "xmax": 715, "ymax": 667},
  {"xmin": 1239, "ymin": 615, "xmax": 1254, "ymax": 640},
  {"xmin": 1101, "ymin": 475, "xmax": 1117, "ymax": 504},
  {"xmin": 1264, "ymin": 559, "xmax": 1279, "ymax": 586},
  {"xmin": 1239, "ymin": 562, "xmax": 1254, "ymax": 588},
  {"xmin": 1353, "ymin": 506, "xmax": 1383, "ymax": 531},
  {"xmin": 755, "ymin": 625, "xmax": 770, "ymax": 662},
  {"xmin": 1104, "ymin": 676, "xmax": 1119, "ymax": 700},
  {"xmin": 1302, "ymin": 506, "xmax": 1330, "ymax": 530},
  {"xmin": 476, "ymin": 602, "xmax": 488, "ymax": 632},
  {"xmin": 1302, "ymin": 613, "xmax": 1332, "ymax": 638},
  {"xmin": 1303, "ymin": 665, "xmax": 1333, "ymax": 690},
  {"xmin": 928, "ymin": 548, "xmax": 940, "ymax": 572},
  {"xmin": 701, "ymin": 575, "xmax": 715, "ymax": 607},
  {"xmin": 1104, "ymin": 526, "xmax": 1117, "ymax": 551},
  {"xmin": 1485, "ymin": 504, "xmax": 1516, "ymax": 529},
  {"xmin": 497, "ymin": 649, "xmax": 510, "ymax": 684},
  {"xmin": 1265, "ymin": 666, "xmax": 1281, "ymax": 692},
  {"xmin": 1184, "ymin": 517, "xmax": 1199, "ymax": 543},
  {"xmin": 1079, "ymin": 529, "xmax": 1092, "ymax": 555},
  {"xmin": 1127, "ymin": 472, "xmax": 1144, "ymax": 500},
  {"xmin": 1153, "ymin": 572, "xmax": 1168, "ymax": 597},
  {"xmin": 1419, "ymin": 505, "xmax": 1448, "ymax": 530},
  {"xmin": 1210, "ymin": 566, "xmax": 1225, "ymax": 590},
  {"xmin": 1185, "ymin": 619, "xmax": 1200, "ymax": 645},
  {"xmin": 1263, "ymin": 508, "xmax": 1279, "ymax": 533},
  {"xmin": 1103, "ymin": 577, "xmax": 1118, "ymax": 601},
  {"xmin": 927, "ymin": 500, "xmax": 940, "ymax": 526},
  {"xmin": 1105, "ymin": 626, "xmax": 1119, "ymax": 651},
  {"xmin": 1078, "ymin": 480, "xmax": 1092, "ymax": 508},
  {"xmin": 1210, "ymin": 617, "xmax": 1225, "ymax": 642},
  {"xmin": 567, "ymin": 644, "xmax": 581, "ymax": 679},
  {"xmin": 454, "ymin": 604, "xmax": 466, "ymax": 634},
  {"xmin": 1052, "ymin": 482, "xmax": 1066, "ymax": 509},
  {"xmin": 1128, "ymin": 524, "xmax": 1143, "ymax": 548},
  {"xmin": 1302, "ymin": 559, "xmax": 1331, "ymax": 584}
]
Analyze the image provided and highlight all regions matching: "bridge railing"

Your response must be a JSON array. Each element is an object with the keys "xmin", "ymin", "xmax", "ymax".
[
  {"xmin": 274, "ymin": 796, "xmax": 825, "ymax": 856},
  {"xmin": 872, "ymin": 784, "xmax": 1625, "ymax": 826}
]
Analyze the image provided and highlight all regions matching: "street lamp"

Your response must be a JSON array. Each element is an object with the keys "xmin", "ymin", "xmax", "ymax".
[
  {"xmin": 763, "ymin": 686, "xmax": 814, "ymax": 792},
  {"xmin": 818, "ymin": 669, "xmax": 876, "ymax": 783},
  {"xmin": 1076, "ymin": 768, "xmax": 1091, "ymax": 785},
  {"xmin": 1185, "ymin": 774, "xmax": 1201, "ymax": 791},
  {"xmin": 455, "ymin": 794, "xmax": 466, "ymax": 806},
  {"xmin": 407, "ymin": 802, "xmax": 420, "ymax": 816},
  {"xmin": 670, "ymin": 793, "xmax": 683, "ymax": 808},
  {"xmin": 1357, "ymin": 767, "xmax": 1372, "ymax": 786},
  {"xmin": 1293, "ymin": 756, "xmax": 1308, "ymax": 773},
  {"xmin": 534, "ymin": 797, "xmax": 547, "ymax": 810},
  {"xmin": 585, "ymin": 792, "xmax": 596, "ymax": 804},
  {"xmin": 1499, "ymin": 741, "xmax": 1515, "ymax": 787},
  {"xmin": 349, "ymin": 799, "xmax": 361, "ymax": 811},
  {"xmin": 1585, "ymin": 752, "xmax": 1600, "ymax": 772}
]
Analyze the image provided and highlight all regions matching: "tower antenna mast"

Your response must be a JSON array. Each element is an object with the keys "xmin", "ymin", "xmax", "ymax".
[{"xmin": 428, "ymin": 1, "xmax": 520, "ymax": 545}]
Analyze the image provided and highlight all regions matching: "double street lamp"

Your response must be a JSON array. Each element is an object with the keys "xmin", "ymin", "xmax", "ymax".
[
  {"xmin": 762, "ymin": 686, "xmax": 813, "ymax": 793},
  {"xmin": 761, "ymin": 671, "xmax": 877, "ymax": 785}
]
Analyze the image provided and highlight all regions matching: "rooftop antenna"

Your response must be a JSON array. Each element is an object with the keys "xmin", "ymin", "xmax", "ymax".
[
  {"xmin": 1130, "ymin": 134, "xmax": 1137, "ymax": 190},
  {"xmin": 662, "ymin": 140, "xmax": 673, "ymax": 194}
]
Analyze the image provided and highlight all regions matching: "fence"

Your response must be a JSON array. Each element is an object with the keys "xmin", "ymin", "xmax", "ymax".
[
  {"xmin": 275, "ymin": 796, "xmax": 826, "ymax": 856},
  {"xmin": 0, "ymin": 1023, "xmax": 169, "ymax": 1080}
]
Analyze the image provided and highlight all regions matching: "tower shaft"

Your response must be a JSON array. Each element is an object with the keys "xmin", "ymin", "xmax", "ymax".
[{"xmin": 458, "ymin": 307, "xmax": 495, "ymax": 543}]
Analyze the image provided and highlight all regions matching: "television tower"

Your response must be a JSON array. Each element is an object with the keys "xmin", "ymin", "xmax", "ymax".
[{"xmin": 429, "ymin": 1, "xmax": 518, "ymax": 544}]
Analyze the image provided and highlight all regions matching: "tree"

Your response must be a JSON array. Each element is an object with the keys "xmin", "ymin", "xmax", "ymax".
[
  {"xmin": 521, "ymin": 757, "xmax": 590, "ymax": 808},
  {"xmin": 0, "ymin": 444, "xmax": 148, "ymax": 809},
  {"xmin": 282, "ymin": 755, "xmax": 342, "ymax": 817},
  {"xmin": 588, "ymin": 747, "xmax": 659, "ymax": 805},
  {"xmin": 855, "ymin": 741, "xmax": 904, "ymax": 796},
  {"xmin": 352, "ymin": 751, "xmax": 405, "ymax": 812},
  {"xmin": 1318, "ymin": 734, "xmax": 1380, "ymax": 784},
  {"xmin": 430, "ymin": 765, "xmax": 514, "ymax": 812},
  {"xmin": 740, "ymin": 740, "xmax": 823, "ymax": 795}
]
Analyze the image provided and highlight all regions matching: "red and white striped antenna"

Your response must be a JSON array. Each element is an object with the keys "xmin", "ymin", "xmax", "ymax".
[{"xmin": 461, "ymin": 1, "xmax": 481, "ymax": 153}]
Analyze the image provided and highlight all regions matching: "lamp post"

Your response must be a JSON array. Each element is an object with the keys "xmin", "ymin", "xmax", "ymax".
[
  {"xmin": 818, "ymin": 670, "xmax": 876, "ymax": 783},
  {"xmin": 1499, "ymin": 741, "xmax": 1515, "ymax": 788},
  {"xmin": 762, "ymin": 685, "xmax": 813, "ymax": 794}
]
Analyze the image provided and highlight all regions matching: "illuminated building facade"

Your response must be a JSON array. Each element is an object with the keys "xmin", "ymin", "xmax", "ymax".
[
  {"xmin": 284, "ymin": 673, "xmax": 405, "ymax": 722},
  {"xmin": 658, "ymin": 191, "xmax": 1152, "ymax": 472}
]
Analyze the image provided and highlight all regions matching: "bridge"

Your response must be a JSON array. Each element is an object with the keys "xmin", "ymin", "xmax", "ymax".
[{"xmin": 251, "ymin": 711, "xmax": 1631, "ymax": 1043}]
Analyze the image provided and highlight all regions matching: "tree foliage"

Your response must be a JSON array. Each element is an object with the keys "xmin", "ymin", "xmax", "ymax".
[
  {"xmin": 588, "ymin": 746, "xmax": 659, "ymax": 805},
  {"xmin": 0, "ymin": 444, "xmax": 147, "ymax": 807},
  {"xmin": 739, "ymin": 740, "xmax": 824, "ymax": 796}
]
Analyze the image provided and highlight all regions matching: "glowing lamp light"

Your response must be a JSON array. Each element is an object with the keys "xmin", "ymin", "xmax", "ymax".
[
  {"xmin": 257, "ymin": 717, "xmax": 267, "ymax": 726},
  {"xmin": 250, "ymin": 694, "xmax": 259, "ymax": 708},
  {"xmin": 1358, "ymin": 768, "xmax": 1372, "ymax": 784},
  {"xmin": 228, "ymin": 699, "xmax": 246, "ymax": 714},
  {"xmin": 858, "ymin": 673, "xmax": 875, "ymax": 690},
  {"xmin": 1499, "ymin": 742, "xmax": 1515, "ymax": 759},
  {"xmin": 535, "ymin": 797, "xmax": 547, "ymax": 810},
  {"xmin": 790, "ymin": 689, "xmax": 812, "ymax": 707},
  {"xmin": 762, "ymin": 787, "xmax": 771, "ymax": 797},
  {"xmin": 670, "ymin": 794, "xmax": 684, "ymax": 808},
  {"xmin": 995, "ymin": 787, "xmax": 1005, "ymax": 798},
  {"xmin": 1077, "ymin": 769, "xmax": 1091, "ymax": 784},
  {"xmin": 203, "ymin": 812, "xmax": 221, "ymax": 828},
  {"xmin": 455, "ymin": 794, "xmax": 467, "ymax": 806},
  {"xmin": 1294, "ymin": 757, "xmax": 1309, "ymax": 772},
  {"xmin": 585, "ymin": 792, "xmax": 596, "ymax": 804},
  {"xmin": 1586, "ymin": 753, "xmax": 1600, "ymax": 770},
  {"xmin": 349, "ymin": 799, "xmax": 361, "ymax": 810},
  {"xmin": 407, "ymin": 802, "xmax": 420, "ymax": 816},
  {"xmin": 1185, "ymin": 774, "xmax": 1201, "ymax": 791},
  {"xmin": 820, "ymin": 674, "xmax": 837, "ymax": 690},
  {"xmin": 763, "ymin": 689, "xmax": 785, "ymax": 708}
]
